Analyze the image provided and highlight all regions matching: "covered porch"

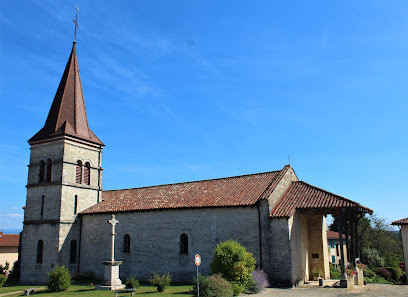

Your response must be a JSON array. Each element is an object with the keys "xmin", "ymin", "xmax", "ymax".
[{"xmin": 271, "ymin": 181, "xmax": 373, "ymax": 287}]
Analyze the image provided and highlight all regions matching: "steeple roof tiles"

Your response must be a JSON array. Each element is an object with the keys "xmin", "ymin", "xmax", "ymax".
[
  {"xmin": 81, "ymin": 166, "xmax": 290, "ymax": 214},
  {"xmin": 271, "ymin": 181, "xmax": 372, "ymax": 217},
  {"xmin": 29, "ymin": 43, "xmax": 103, "ymax": 146}
]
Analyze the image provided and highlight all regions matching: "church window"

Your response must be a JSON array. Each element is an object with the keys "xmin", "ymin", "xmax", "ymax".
[
  {"xmin": 39, "ymin": 160, "xmax": 45, "ymax": 182},
  {"xmin": 84, "ymin": 162, "xmax": 91, "ymax": 185},
  {"xmin": 36, "ymin": 240, "xmax": 43, "ymax": 264},
  {"xmin": 123, "ymin": 234, "xmax": 131, "ymax": 252},
  {"xmin": 46, "ymin": 159, "xmax": 52, "ymax": 182},
  {"xmin": 74, "ymin": 195, "xmax": 78, "ymax": 215},
  {"xmin": 180, "ymin": 233, "xmax": 188, "ymax": 254},
  {"xmin": 76, "ymin": 161, "xmax": 82, "ymax": 184},
  {"xmin": 70, "ymin": 240, "xmax": 77, "ymax": 264},
  {"xmin": 40, "ymin": 195, "xmax": 45, "ymax": 216}
]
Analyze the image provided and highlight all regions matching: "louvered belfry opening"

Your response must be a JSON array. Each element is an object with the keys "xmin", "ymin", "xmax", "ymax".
[
  {"xmin": 84, "ymin": 162, "xmax": 91, "ymax": 185},
  {"xmin": 76, "ymin": 161, "xmax": 82, "ymax": 184}
]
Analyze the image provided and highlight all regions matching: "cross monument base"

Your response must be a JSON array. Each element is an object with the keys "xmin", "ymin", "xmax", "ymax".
[{"xmin": 96, "ymin": 260, "xmax": 125, "ymax": 290}]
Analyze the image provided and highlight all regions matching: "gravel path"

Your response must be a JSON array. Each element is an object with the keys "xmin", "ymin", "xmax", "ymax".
[{"xmin": 254, "ymin": 284, "xmax": 408, "ymax": 297}]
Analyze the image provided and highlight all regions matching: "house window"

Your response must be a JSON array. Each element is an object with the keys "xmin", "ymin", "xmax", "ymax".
[
  {"xmin": 84, "ymin": 162, "xmax": 91, "ymax": 185},
  {"xmin": 74, "ymin": 195, "xmax": 78, "ymax": 215},
  {"xmin": 46, "ymin": 159, "xmax": 52, "ymax": 182},
  {"xmin": 75, "ymin": 161, "xmax": 82, "ymax": 184},
  {"xmin": 70, "ymin": 240, "xmax": 77, "ymax": 264},
  {"xmin": 36, "ymin": 240, "xmax": 43, "ymax": 264},
  {"xmin": 39, "ymin": 160, "xmax": 45, "ymax": 182},
  {"xmin": 123, "ymin": 234, "xmax": 130, "ymax": 252},
  {"xmin": 332, "ymin": 256, "xmax": 336, "ymax": 263},
  {"xmin": 180, "ymin": 233, "xmax": 188, "ymax": 254},
  {"xmin": 40, "ymin": 195, "xmax": 45, "ymax": 216}
]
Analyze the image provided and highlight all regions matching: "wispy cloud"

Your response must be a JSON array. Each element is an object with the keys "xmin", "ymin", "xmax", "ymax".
[{"xmin": 6, "ymin": 214, "xmax": 23, "ymax": 218}]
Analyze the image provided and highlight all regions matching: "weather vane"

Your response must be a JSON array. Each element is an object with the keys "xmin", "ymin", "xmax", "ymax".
[{"xmin": 73, "ymin": 3, "xmax": 79, "ymax": 42}]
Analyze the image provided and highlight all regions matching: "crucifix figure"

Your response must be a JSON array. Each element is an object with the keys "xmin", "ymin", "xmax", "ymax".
[
  {"xmin": 73, "ymin": 4, "xmax": 79, "ymax": 41},
  {"xmin": 108, "ymin": 214, "xmax": 119, "ymax": 262}
]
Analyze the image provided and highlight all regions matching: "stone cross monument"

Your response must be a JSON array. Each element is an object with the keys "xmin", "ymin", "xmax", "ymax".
[{"xmin": 97, "ymin": 214, "xmax": 125, "ymax": 290}]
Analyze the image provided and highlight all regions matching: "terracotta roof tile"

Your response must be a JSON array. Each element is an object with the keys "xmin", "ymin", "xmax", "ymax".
[
  {"xmin": 0, "ymin": 233, "xmax": 19, "ymax": 246},
  {"xmin": 391, "ymin": 217, "xmax": 408, "ymax": 225},
  {"xmin": 29, "ymin": 42, "xmax": 103, "ymax": 146},
  {"xmin": 270, "ymin": 181, "xmax": 372, "ymax": 217},
  {"xmin": 81, "ymin": 166, "xmax": 290, "ymax": 214},
  {"xmin": 326, "ymin": 230, "xmax": 348, "ymax": 239}
]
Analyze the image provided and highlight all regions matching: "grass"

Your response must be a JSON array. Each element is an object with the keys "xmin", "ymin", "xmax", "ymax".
[{"xmin": 1, "ymin": 285, "xmax": 193, "ymax": 297}]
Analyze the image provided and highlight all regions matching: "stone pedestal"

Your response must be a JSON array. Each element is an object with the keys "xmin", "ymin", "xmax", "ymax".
[
  {"xmin": 96, "ymin": 261, "xmax": 125, "ymax": 290},
  {"xmin": 355, "ymin": 269, "xmax": 364, "ymax": 286}
]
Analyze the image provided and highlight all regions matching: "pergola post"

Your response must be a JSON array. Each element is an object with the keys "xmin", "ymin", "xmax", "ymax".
[
  {"xmin": 344, "ymin": 218, "xmax": 351, "ymax": 264},
  {"xmin": 350, "ymin": 215, "xmax": 357, "ymax": 264},
  {"xmin": 337, "ymin": 208, "xmax": 348, "ymax": 287}
]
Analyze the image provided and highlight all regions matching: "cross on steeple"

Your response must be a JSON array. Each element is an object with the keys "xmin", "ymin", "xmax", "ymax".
[{"xmin": 73, "ymin": 4, "xmax": 79, "ymax": 42}]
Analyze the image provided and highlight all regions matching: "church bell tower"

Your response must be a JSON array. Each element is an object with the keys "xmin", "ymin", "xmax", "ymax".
[{"xmin": 20, "ymin": 42, "xmax": 104, "ymax": 284}]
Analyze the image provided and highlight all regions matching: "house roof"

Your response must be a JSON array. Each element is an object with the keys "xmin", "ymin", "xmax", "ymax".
[
  {"xmin": 391, "ymin": 217, "xmax": 408, "ymax": 225},
  {"xmin": 0, "ymin": 233, "xmax": 19, "ymax": 247},
  {"xmin": 326, "ymin": 230, "xmax": 348, "ymax": 239},
  {"xmin": 81, "ymin": 165, "xmax": 290, "ymax": 214},
  {"xmin": 29, "ymin": 42, "xmax": 103, "ymax": 146},
  {"xmin": 270, "ymin": 181, "xmax": 373, "ymax": 218}
]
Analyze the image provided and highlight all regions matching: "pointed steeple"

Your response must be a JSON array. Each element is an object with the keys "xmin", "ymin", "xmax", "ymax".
[{"xmin": 29, "ymin": 42, "xmax": 104, "ymax": 146}]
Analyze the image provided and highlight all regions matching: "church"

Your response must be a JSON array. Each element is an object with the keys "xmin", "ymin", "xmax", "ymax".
[{"xmin": 20, "ymin": 41, "xmax": 372, "ymax": 287}]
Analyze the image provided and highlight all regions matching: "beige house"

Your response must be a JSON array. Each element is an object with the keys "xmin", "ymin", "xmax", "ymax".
[
  {"xmin": 0, "ymin": 232, "xmax": 19, "ymax": 269},
  {"xmin": 391, "ymin": 218, "xmax": 408, "ymax": 282},
  {"xmin": 327, "ymin": 230, "xmax": 348, "ymax": 266}
]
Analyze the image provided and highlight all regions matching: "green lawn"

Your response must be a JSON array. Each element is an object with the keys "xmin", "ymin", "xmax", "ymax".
[{"xmin": 1, "ymin": 285, "xmax": 193, "ymax": 297}]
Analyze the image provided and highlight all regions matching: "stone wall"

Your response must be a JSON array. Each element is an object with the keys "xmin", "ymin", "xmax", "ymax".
[
  {"xmin": 80, "ymin": 206, "xmax": 261, "ymax": 282},
  {"xmin": 401, "ymin": 225, "xmax": 408, "ymax": 282}
]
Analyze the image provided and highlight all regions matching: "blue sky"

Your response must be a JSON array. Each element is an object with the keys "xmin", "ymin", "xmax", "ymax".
[{"xmin": 0, "ymin": 1, "xmax": 407, "ymax": 231}]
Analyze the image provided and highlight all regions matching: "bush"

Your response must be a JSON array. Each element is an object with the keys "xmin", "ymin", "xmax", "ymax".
[
  {"xmin": 207, "ymin": 274, "xmax": 233, "ymax": 297},
  {"xmin": 377, "ymin": 267, "xmax": 403, "ymax": 283},
  {"xmin": 149, "ymin": 272, "xmax": 171, "ymax": 292},
  {"xmin": 192, "ymin": 274, "xmax": 212, "ymax": 297},
  {"xmin": 376, "ymin": 267, "xmax": 392, "ymax": 282},
  {"xmin": 365, "ymin": 275, "xmax": 391, "ymax": 284},
  {"xmin": 8, "ymin": 260, "xmax": 20, "ymax": 279},
  {"xmin": 249, "ymin": 268, "xmax": 269, "ymax": 293},
  {"xmin": 361, "ymin": 247, "xmax": 385, "ymax": 267},
  {"xmin": 47, "ymin": 265, "xmax": 72, "ymax": 292},
  {"xmin": 0, "ymin": 274, "xmax": 7, "ymax": 288},
  {"xmin": 363, "ymin": 266, "xmax": 376, "ymax": 278},
  {"xmin": 231, "ymin": 282, "xmax": 244, "ymax": 296},
  {"xmin": 125, "ymin": 275, "xmax": 140, "ymax": 289},
  {"xmin": 211, "ymin": 239, "xmax": 256, "ymax": 287},
  {"xmin": 329, "ymin": 263, "xmax": 341, "ymax": 279},
  {"xmin": 245, "ymin": 276, "xmax": 257, "ymax": 294}
]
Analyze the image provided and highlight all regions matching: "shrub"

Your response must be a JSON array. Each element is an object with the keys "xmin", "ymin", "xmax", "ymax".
[
  {"xmin": 0, "ymin": 274, "xmax": 7, "ymax": 288},
  {"xmin": 363, "ymin": 266, "xmax": 376, "ymax": 278},
  {"xmin": 376, "ymin": 267, "xmax": 392, "ymax": 282},
  {"xmin": 379, "ymin": 267, "xmax": 403, "ymax": 283},
  {"xmin": 231, "ymin": 282, "xmax": 244, "ymax": 296},
  {"xmin": 365, "ymin": 275, "xmax": 391, "ymax": 284},
  {"xmin": 245, "ymin": 276, "xmax": 257, "ymax": 294},
  {"xmin": 192, "ymin": 274, "xmax": 211, "ymax": 297},
  {"xmin": 211, "ymin": 239, "xmax": 256, "ymax": 286},
  {"xmin": 8, "ymin": 260, "xmax": 20, "ymax": 279},
  {"xmin": 149, "ymin": 272, "xmax": 171, "ymax": 292},
  {"xmin": 250, "ymin": 268, "xmax": 269, "ymax": 292},
  {"xmin": 361, "ymin": 247, "xmax": 385, "ymax": 267},
  {"xmin": 47, "ymin": 265, "xmax": 72, "ymax": 292},
  {"xmin": 207, "ymin": 274, "xmax": 233, "ymax": 297},
  {"xmin": 329, "ymin": 263, "xmax": 341, "ymax": 279},
  {"xmin": 125, "ymin": 275, "xmax": 140, "ymax": 289}
]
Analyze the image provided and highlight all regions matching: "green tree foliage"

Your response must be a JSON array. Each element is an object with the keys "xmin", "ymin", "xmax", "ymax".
[
  {"xmin": 0, "ymin": 274, "xmax": 7, "ymax": 288},
  {"xmin": 47, "ymin": 265, "xmax": 72, "ymax": 292},
  {"xmin": 211, "ymin": 239, "xmax": 256, "ymax": 287},
  {"xmin": 329, "ymin": 214, "xmax": 403, "ymax": 268}
]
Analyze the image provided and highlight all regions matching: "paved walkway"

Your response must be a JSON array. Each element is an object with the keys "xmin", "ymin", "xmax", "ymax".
[{"xmin": 255, "ymin": 283, "xmax": 408, "ymax": 296}]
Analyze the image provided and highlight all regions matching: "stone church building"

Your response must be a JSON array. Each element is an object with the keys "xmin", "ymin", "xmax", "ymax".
[{"xmin": 20, "ymin": 42, "xmax": 372, "ymax": 286}]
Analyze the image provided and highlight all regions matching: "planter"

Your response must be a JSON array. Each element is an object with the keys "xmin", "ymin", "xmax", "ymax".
[
  {"xmin": 355, "ymin": 269, "xmax": 364, "ymax": 286},
  {"xmin": 347, "ymin": 277, "xmax": 355, "ymax": 290}
]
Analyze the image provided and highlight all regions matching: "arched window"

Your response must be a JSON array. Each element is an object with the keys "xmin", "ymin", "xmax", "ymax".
[
  {"xmin": 36, "ymin": 240, "xmax": 43, "ymax": 264},
  {"xmin": 39, "ymin": 160, "xmax": 45, "ymax": 182},
  {"xmin": 180, "ymin": 233, "xmax": 188, "ymax": 254},
  {"xmin": 75, "ymin": 161, "xmax": 82, "ymax": 184},
  {"xmin": 40, "ymin": 195, "xmax": 45, "ymax": 216},
  {"xmin": 84, "ymin": 162, "xmax": 91, "ymax": 185},
  {"xmin": 70, "ymin": 240, "xmax": 77, "ymax": 264},
  {"xmin": 123, "ymin": 234, "xmax": 130, "ymax": 252},
  {"xmin": 74, "ymin": 195, "xmax": 78, "ymax": 215},
  {"xmin": 46, "ymin": 159, "xmax": 52, "ymax": 182}
]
